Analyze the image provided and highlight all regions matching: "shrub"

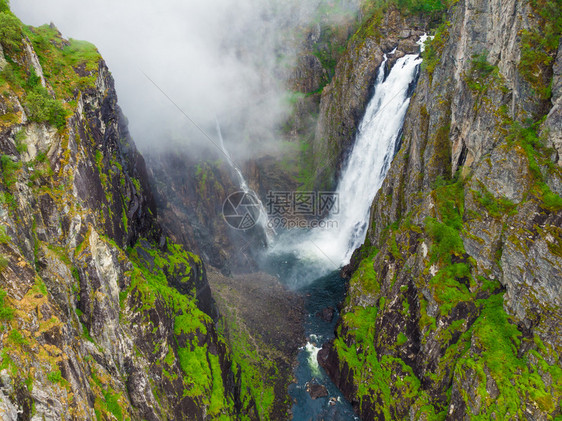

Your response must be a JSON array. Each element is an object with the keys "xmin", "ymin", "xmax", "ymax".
[
  {"xmin": 395, "ymin": 0, "xmax": 448, "ymax": 13},
  {"xmin": 465, "ymin": 52, "xmax": 498, "ymax": 93},
  {"xmin": 1, "ymin": 154, "xmax": 22, "ymax": 190},
  {"xmin": 25, "ymin": 86, "xmax": 67, "ymax": 129},
  {"xmin": 0, "ymin": 12, "xmax": 22, "ymax": 55},
  {"xmin": 47, "ymin": 370, "xmax": 62, "ymax": 383},
  {"xmin": 15, "ymin": 130, "xmax": 27, "ymax": 154},
  {"xmin": 0, "ymin": 289, "xmax": 13, "ymax": 320}
]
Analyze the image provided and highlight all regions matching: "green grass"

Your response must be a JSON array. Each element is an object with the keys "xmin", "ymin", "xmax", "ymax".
[
  {"xmin": 362, "ymin": 0, "xmax": 450, "ymax": 18},
  {"xmin": 15, "ymin": 130, "xmax": 27, "ymax": 154},
  {"xmin": 8, "ymin": 329, "xmax": 28, "ymax": 346},
  {"xmin": 177, "ymin": 344, "xmax": 210, "ymax": 397},
  {"xmin": 90, "ymin": 368, "xmax": 125, "ymax": 421},
  {"xmin": 454, "ymin": 292, "xmax": 561, "ymax": 417},
  {"xmin": 424, "ymin": 176, "xmax": 466, "ymax": 263},
  {"xmin": 425, "ymin": 217, "xmax": 464, "ymax": 263},
  {"xmin": 102, "ymin": 390, "xmax": 123, "ymax": 421},
  {"xmin": 24, "ymin": 24, "xmax": 101, "ymax": 100},
  {"xmin": 429, "ymin": 263, "xmax": 472, "ymax": 316},
  {"xmin": 0, "ymin": 0, "xmax": 10, "ymax": 13},
  {"xmin": 215, "ymin": 297, "xmax": 279, "ymax": 419},
  {"xmin": 0, "ymin": 289, "xmax": 14, "ymax": 321}
]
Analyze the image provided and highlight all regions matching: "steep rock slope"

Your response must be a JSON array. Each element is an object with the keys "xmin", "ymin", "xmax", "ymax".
[
  {"xmin": 319, "ymin": 0, "xmax": 562, "ymax": 419},
  {"xmin": 146, "ymin": 148, "xmax": 296, "ymax": 274},
  {"xmin": 0, "ymin": 13, "xmax": 268, "ymax": 420}
]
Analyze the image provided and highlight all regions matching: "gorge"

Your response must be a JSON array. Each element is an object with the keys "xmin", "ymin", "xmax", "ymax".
[{"xmin": 0, "ymin": 0, "xmax": 561, "ymax": 420}]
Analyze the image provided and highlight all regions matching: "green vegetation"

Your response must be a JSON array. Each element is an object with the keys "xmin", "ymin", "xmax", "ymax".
[
  {"xmin": 24, "ymin": 24, "xmax": 101, "ymax": 100},
  {"xmin": 89, "ymin": 367, "xmax": 126, "ymax": 421},
  {"xmin": 454, "ymin": 292, "xmax": 562, "ymax": 418},
  {"xmin": 393, "ymin": 0, "xmax": 449, "ymax": 13},
  {"xmin": 0, "ymin": 0, "xmax": 10, "ymax": 13},
  {"xmin": 519, "ymin": 0, "xmax": 562, "ymax": 100},
  {"xmin": 335, "ymin": 302, "xmax": 422, "ymax": 418},
  {"xmin": 0, "ymin": 16, "xmax": 87, "ymax": 131},
  {"xmin": 422, "ymin": 21, "xmax": 450, "ymax": 78},
  {"xmin": 472, "ymin": 185, "xmax": 517, "ymax": 218},
  {"xmin": 351, "ymin": 0, "xmax": 451, "ymax": 57},
  {"xmin": 0, "ymin": 12, "xmax": 22, "ymax": 55},
  {"xmin": 465, "ymin": 51, "xmax": 499, "ymax": 94},
  {"xmin": 123, "ymin": 240, "xmax": 233, "ymax": 416},
  {"xmin": 296, "ymin": 138, "xmax": 316, "ymax": 191},
  {"xmin": 217, "ymin": 306, "xmax": 277, "ymax": 420},
  {"xmin": 311, "ymin": 25, "xmax": 346, "ymax": 82},
  {"xmin": 47, "ymin": 370, "xmax": 62, "ymax": 384},
  {"xmin": 8, "ymin": 329, "xmax": 28, "ymax": 345},
  {"xmin": 0, "ymin": 225, "xmax": 10, "ymax": 244},
  {"xmin": 25, "ymin": 85, "xmax": 68, "ymax": 129},
  {"xmin": 14, "ymin": 130, "xmax": 27, "ymax": 153},
  {"xmin": 508, "ymin": 121, "xmax": 562, "ymax": 211},
  {"xmin": 426, "ymin": 174, "xmax": 465, "ymax": 263},
  {"xmin": 1, "ymin": 154, "xmax": 22, "ymax": 190},
  {"xmin": 362, "ymin": 0, "xmax": 450, "ymax": 18},
  {"xmin": 0, "ymin": 288, "xmax": 14, "ymax": 321},
  {"xmin": 195, "ymin": 162, "xmax": 209, "ymax": 191},
  {"xmin": 29, "ymin": 151, "xmax": 54, "ymax": 183}
]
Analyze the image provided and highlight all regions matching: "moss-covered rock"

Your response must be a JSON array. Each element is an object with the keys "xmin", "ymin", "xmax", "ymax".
[
  {"xmin": 0, "ymin": 9, "xmax": 261, "ymax": 420},
  {"xmin": 320, "ymin": 0, "xmax": 562, "ymax": 418}
]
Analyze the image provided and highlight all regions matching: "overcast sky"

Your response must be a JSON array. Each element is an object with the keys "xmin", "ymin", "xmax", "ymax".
[{"xmin": 11, "ymin": 0, "xmax": 359, "ymax": 157}]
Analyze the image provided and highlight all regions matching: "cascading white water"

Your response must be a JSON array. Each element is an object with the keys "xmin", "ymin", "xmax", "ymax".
[
  {"xmin": 216, "ymin": 120, "xmax": 274, "ymax": 243},
  {"xmin": 268, "ymin": 50, "xmax": 422, "ymax": 282}
]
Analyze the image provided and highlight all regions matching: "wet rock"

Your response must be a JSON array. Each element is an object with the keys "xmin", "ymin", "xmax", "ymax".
[
  {"xmin": 316, "ymin": 306, "xmax": 335, "ymax": 322},
  {"xmin": 306, "ymin": 381, "xmax": 328, "ymax": 400},
  {"xmin": 311, "ymin": 6, "xmax": 431, "ymax": 189},
  {"xmin": 320, "ymin": 0, "xmax": 562, "ymax": 419}
]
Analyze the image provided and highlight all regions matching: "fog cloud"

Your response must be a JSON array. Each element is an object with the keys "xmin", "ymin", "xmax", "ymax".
[{"xmin": 12, "ymin": 0, "xmax": 359, "ymax": 158}]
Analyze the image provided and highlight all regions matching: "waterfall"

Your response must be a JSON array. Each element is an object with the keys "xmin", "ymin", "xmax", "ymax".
[
  {"xmin": 216, "ymin": 120, "xmax": 274, "ymax": 243},
  {"xmin": 267, "ymin": 50, "xmax": 422, "ymax": 282}
]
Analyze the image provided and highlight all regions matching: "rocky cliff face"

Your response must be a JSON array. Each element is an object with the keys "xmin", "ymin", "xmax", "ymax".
[
  {"xmin": 146, "ymin": 148, "xmax": 250, "ymax": 273},
  {"xmin": 0, "ymin": 15, "xmax": 279, "ymax": 420},
  {"xmin": 318, "ymin": 0, "xmax": 562, "ymax": 419},
  {"xmin": 146, "ymin": 147, "xmax": 301, "ymax": 274}
]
